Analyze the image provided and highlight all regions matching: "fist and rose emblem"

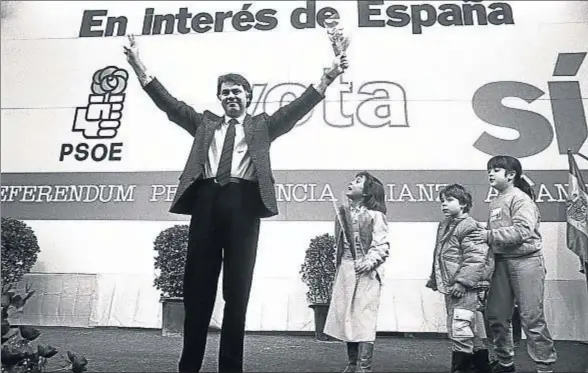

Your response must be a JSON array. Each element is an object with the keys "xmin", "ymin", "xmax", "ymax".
[
  {"xmin": 92, "ymin": 66, "xmax": 128, "ymax": 96},
  {"xmin": 72, "ymin": 66, "xmax": 129, "ymax": 139}
]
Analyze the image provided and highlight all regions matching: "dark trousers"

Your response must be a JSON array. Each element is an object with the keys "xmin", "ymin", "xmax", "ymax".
[{"xmin": 178, "ymin": 179, "xmax": 261, "ymax": 373}]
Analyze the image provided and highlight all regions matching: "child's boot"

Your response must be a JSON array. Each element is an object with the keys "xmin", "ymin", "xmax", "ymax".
[
  {"xmin": 342, "ymin": 342, "xmax": 358, "ymax": 372},
  {"xmin": 490, "ymin": 360, "xmax": 516, "ymax": 373},
  {"xmin": 536, "ymin": 362, "xmax": 554, "ymax": 373},
  {"xmin": 356, "ymin": 342, "xmax": 374, "ymax": 372},
  {"xmin": 451, "ymin": 351, "xmax": 473, "ymax": 373},
  {"xmin": 471, "ymin": 349, "xmax": 492, "ymax": 373}
]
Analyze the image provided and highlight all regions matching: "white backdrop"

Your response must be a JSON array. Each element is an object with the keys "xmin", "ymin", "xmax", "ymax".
[{"xmin": 2, "ymin": 1, "xmax": 588, "ymax": 339}]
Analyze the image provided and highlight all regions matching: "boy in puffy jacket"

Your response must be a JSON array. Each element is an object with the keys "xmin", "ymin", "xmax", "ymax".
[{"xmin": 426, "ymin": 184, "xmax": 495, "ymax": 373}]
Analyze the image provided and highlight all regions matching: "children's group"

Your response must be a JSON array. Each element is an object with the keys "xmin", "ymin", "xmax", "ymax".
[{"xmin": 324, "ymin": 155, "xmax": 557, "ymax": 373}]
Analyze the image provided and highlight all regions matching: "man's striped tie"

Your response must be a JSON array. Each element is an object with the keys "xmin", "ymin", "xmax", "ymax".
[{"xmin": 216, "ymin": 118, "xmax": 237, "ymax": 186}]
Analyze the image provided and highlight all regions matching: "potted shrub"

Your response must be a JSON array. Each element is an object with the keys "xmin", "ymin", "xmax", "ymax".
[
  {"xmin": 299, "ymin": 233, "xmax": 337, "ymax": 341},
  {"xmin": 153, "ymin": 224, "xmax": 189, "ymax": 337},
  {"xmin": 1, "ymin": 217, "xmax": 88, "ymax": 372},
  {"xmin": 1, "ymin": 217, "xmax": 41, "ymax": 293}
]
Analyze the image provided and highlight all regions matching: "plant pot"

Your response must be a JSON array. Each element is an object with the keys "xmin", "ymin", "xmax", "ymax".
[
  {"xmin": 161, "ymin": 297, "xmax": 184, "ymax": 337},
  {"xmin": 309, "ymin": 304, "xmax": 336, "ymax": 342},
  {"xmin": 160, "ymin": 296, "xmax": 223, "ymax": 337}
]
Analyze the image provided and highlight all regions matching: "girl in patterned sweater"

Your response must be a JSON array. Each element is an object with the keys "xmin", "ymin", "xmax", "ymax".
[{"xmin": 471, "ymin": 155, "xmax": 557, "ymax": 373}]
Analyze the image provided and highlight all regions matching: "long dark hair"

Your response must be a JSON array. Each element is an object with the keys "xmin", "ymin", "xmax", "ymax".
[
  {"xmin": 356, "ymin": 171, "xmax": 387, "ymax": 214},
  {"xmin": 487, "ymin": 155, "xmax": 535, "ymax": 199}
]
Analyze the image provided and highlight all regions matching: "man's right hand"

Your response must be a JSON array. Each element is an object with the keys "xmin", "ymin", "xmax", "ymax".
[
  {"xmin": 123, "ymin": 34, "xmax": 140, "ymax": 65},
  {"xmin": 123, "ymin": 34, "xmax": 153, "ymax": 87}
]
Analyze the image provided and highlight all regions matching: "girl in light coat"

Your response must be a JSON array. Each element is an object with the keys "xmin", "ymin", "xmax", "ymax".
[{"xmin": 324, "ymin": 171, "xmax": 390, "ymax": 373}]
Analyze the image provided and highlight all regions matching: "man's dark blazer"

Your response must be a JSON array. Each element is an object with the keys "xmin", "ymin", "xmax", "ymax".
[{"xmin": 144, "ymin": 78, "xmax": 324, "ymax": 218}]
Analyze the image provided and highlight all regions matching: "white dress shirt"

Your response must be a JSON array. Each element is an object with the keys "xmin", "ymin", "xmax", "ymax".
[{"xmin": 204, "ymin": 114, "xmax": 257, "ymax": 181}]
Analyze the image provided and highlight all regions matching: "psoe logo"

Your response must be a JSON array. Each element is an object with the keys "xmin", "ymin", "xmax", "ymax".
[
  {"xmin": 59, "ymin": 66, "xmax": 129, "ymax": 162},
  {"xmin": 472, "ymin": 52, "xmax": 587, "ymax": 158}
]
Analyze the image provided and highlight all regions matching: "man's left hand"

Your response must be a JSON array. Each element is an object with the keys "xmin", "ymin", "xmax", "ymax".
[
  {"xmin": 324, "ymin": 54, "xmax": 349, "ymax": 82},
  {"xmin": 316, "ymin": 54, "xmax": 349, "ymax": 95}
]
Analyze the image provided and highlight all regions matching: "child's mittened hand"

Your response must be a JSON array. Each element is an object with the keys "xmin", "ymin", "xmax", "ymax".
[
  {"xmin": 426, "ymin": 278, "xmax": 437, "ymax": 291},
  {"xmin": 449, "ymin": 283, "xmax": 466, "ymax": 298},
  {"xmin": 354, "ymin": 258, "xmax": 372, "ymax": 274}
]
